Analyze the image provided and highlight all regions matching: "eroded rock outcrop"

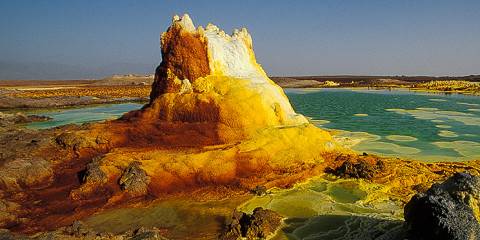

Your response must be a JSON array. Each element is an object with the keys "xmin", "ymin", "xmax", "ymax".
[
  {"xmin": 404, "ymin": 172, "xmax": 480, "ymax": 240},
  {"xmin": 220, "ymin": 207, "xmax": 283, "ymax": 240},
  {"xmin": 0, "ymin": 112, "xmax": 50, "ymax": 126},
  {"xmin": 118, "ymin": 161, "xmax": 150, "ymax": 197},
  {"xmin": 326, "ymin": 154, "xmax": 385, "ymax": 180}
]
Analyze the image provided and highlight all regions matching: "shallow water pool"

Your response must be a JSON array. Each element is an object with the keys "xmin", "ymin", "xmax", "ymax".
[
  {"xmin": 286, "ymin": 88, "xmax": 480, "ymax": 162},
  {"xmin": 25, "ymin": 103, "xmax": 143, "ymax": 129}
]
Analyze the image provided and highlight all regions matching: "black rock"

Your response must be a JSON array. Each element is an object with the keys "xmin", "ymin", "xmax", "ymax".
[{"xmin": 404, "ymin": 172, "xmax": 480, "ymax": 240}]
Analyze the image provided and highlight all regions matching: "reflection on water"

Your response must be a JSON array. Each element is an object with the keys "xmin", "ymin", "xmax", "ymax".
[{"xmin": 286, "ymin": 88, "xmax": 480, "ymax": 162}]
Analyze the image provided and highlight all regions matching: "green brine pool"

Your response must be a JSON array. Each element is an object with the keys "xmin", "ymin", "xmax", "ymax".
[{"xmin": 286, "ymin": 88, "xmax": 480, "ymax": 162}]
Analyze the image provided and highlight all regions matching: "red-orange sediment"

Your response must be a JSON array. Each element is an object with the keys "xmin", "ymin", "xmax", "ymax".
[{"xmin": 150, "ymin": 24, "xmax": 210, "ymax": 99}]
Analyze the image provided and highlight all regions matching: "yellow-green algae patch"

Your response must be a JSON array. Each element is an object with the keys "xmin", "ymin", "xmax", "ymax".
[
  {"xmin": 83, "ymin": 196, "xmax": 250, "ymax": 239},
  {"xmin": 238, "ymin": 176, "xmax": 404, "ymax": 239},
  {"xmin": 310, "ymin": 119, "xmax": 331, "ymax": 126},
  {"xmin": 353, "ymin": 141, "xmax": 421, "ymax": 155},
  {"xmin": 458, "ymin": 102, "xmax": 479, "ymax": 107},
  {"xmin": 385, "ymin": 135, "xmax": 418, "ymax": 142},
  {"xmin": 332, "ymin": 129, "xmax": 478, "ymax": 162},
  {"xmin": 333, "ymin": 131, "xmax": 381, "ymax": 149},
  {"xmin": 433, "ymin": 141, "xmax": 480, "ymax": 160},
  {"xmin": 435, "ymin": 124, "xmax": 452, "ymax": 129},
  {"xmin": 416, "ymin": 107, "xmax": 439, "ymax": 111},
  {"xmin": 429, "ymin": 98, "xmax": 447, "ymax": 102},
  {"xmin": 386, "ymin": 108, "xmax": 480, "ymax": 126},
  {"xmin": 438, "ymin": 130, "xmax": 459, "ymax": 138},
  {"xmin": 353, "ymin": 113, "xmax": 368, "ymax": 117}
]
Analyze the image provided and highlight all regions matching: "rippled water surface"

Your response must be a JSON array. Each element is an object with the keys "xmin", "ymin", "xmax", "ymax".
[{"xmin": 286, "ymin": 88, "xmax": 480, "ymax": 161}]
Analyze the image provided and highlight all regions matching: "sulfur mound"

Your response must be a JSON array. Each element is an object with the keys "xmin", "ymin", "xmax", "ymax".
[
  {"xmin": 124, "ymin": 13, "xmax": 308, "ymax": 141},
  {"xmin": 71, "ymin": 14, "xmax": 340, "ymax": 200},
  {"xmin": 0, "ymin": 14, "xmax": 341, "ymax": 233}
]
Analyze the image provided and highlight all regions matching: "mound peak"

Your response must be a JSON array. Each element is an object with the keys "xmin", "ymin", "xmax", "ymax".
[
  {"xmin": 128, "ymin": 13, "xmax": 307, "ymax": 141},
  {"xmin": 70, "ymin": 13, "xmax": 338, "ymax": 206}
]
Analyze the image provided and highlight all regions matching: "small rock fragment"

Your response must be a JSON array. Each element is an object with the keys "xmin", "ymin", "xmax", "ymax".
[
  {"xmin": 220, "ymin": 207, "xmax": 283, "ymax": 240},
  {"xmin": 251, "ymin": 185, "xmax": 267, "ymax": 196},
  {"xmin": 119, "ymin": 161, "xmax": 150, "ymax": 197}
]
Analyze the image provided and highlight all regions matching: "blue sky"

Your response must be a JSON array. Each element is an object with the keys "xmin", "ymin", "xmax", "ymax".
[{"xmin": 0, "ymin": 0, "xmax": 479, "ymax": 79}]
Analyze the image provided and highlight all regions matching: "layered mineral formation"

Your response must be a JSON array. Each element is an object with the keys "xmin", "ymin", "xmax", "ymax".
[
  {"xmin": 128, "ymin": 14, "xmax": 308, "ymax": 141},
  {"xmin": 69, "ymin": 14, "xmax": 338, "ymax": 202},
  {"xmin": 0, "ymin": 16, "xmax": 343, "ymax": 233}
]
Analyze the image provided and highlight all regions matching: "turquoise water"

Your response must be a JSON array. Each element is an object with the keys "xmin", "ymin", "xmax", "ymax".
[
  {"xmin": 26, "ymin": 103, "xmax": 143, "ymax": 129},
  {"xmin": 286, "ymin": 88, "xmax": 480, "ymax": 162},
  {"xmin": 25, "ymin": 89, "xmax": 480, "ymax": 161}
]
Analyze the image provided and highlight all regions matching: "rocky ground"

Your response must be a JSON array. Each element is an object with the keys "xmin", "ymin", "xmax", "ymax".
[
  {"xmin": 0, "ymin": 75, "xmax": 154, "ymax": 109},
  {"xmin": 0, "ymin": 221, "xmax": 169, "ymax": 240},
  {"xmin": 0, "ymin": 87, "xmax": 149, "ymax": 109}
]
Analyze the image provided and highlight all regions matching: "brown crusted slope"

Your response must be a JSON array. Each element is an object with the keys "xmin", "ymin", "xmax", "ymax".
[{"xmin": 150, "ymin": 22, "xmax": 210, "ymax": 100}]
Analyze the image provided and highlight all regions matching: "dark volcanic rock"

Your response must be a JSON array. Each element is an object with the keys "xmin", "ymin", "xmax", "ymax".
[
  {"xmin": 119, "ymin": 161, "xmax": 150, "ymax": 197},
  {"xmin": 81, "ymin": 156, "xmax": 107, "ymax": 185},
  {"xmin": 251, "ymin": 185, "xmax": 267, "ymax": 196},
  {"xmin": 55, "ymin": 132, "xmax": 97, "ymax": 151},
  {"xmin": 327, "ymin": 157, "xmax": 384, "ymax": 179},
  {"xmin": 404, "ymin": 172, "xmax": 480, "ymax": 240},
  {"xmin": 221, "ymin": 207, "xmax": 283, "ymax": 240}
]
